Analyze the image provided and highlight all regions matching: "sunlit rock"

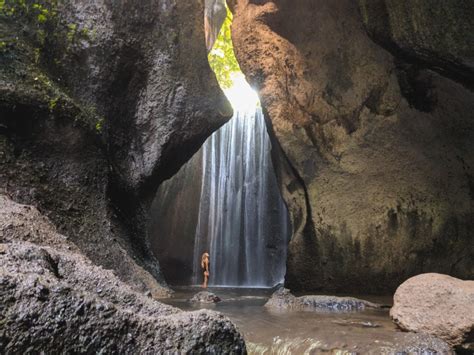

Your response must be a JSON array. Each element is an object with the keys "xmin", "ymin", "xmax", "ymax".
[{"xmin": 391, "ymin": 273, "xmax": 474, "ymax": 348}]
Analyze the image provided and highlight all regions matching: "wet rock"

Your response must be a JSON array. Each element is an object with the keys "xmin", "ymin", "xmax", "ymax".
[
  {"xmin": 382, "ymin": 333, "xmax": 454, "ymax": 355},
  {"xmin": 387, "ymin": 332, "xmax": 453, "ymax": 355},
  {"xmin": 265, "ymin": 288, "xmax": 380, "ymax": 312},
  {"xmin": 0, "ymin": 196, "xmax": 246, "ymax": 353},
  {"xmin": 391, "ymin": 273, "xmax": 474, "ymax": 347},
  {"xmin": 190, "ymin": 291, "xmax": 222, "ymax": 304}
]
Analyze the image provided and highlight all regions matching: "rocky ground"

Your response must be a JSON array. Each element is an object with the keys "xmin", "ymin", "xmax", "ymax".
[{"xmin": 0, "ymin": 195, "xmax": 246, "ymax": 353}]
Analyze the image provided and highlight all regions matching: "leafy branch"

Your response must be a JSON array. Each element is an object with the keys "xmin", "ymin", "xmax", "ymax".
[{"xmin": 208, "ymin": 6, "xmax": 241, "ymax": 89}]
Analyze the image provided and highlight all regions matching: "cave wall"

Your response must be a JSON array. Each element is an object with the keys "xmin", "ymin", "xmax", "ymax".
[
  {"xmin": 231, "ymin": 0, "xmax": 474, "ymax": 293},
  {"xmin": 149, "ymin": 152, "xmax": 203, "ymax": 286},
  {"xmin": 0, "ymin": 0, "xmax": 231, "ymax": 295},
  {"xmin": 359, "ymin": 0, "xmax": 474, "ymax": 89}
]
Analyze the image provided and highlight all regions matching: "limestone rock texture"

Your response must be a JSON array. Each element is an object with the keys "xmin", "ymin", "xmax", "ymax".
[
  {"xmin": 190, "ymin": 291, "xmax": 222, "ymax": 304},
  {"xmin": 390, "ymin": 273, "xmax": 474, "ymax": 348},
  {"xmin": 359, "ymin": 0, "xmax": 474, "ymax": 88},
  {"xmin": 0, "ymin": 195, "xmax": 245, "ymax": 353},
  {"xmin": 265, "ymin": 288, "xmax": 380, "ymax": 312},
  {"xmin": 0, "ymin": 0, "xmax": 231, "ymax": 294},
  {"xmin": 231, "ymin": 0, "xmax": 474, "ymax": 293}
]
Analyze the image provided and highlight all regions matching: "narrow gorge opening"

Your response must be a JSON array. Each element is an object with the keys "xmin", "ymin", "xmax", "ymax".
[{"xmin": 148, "ymin": 1, "xmax": 291, "ymax": 288}]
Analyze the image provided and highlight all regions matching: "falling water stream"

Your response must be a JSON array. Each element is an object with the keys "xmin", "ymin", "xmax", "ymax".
[
  {"xmin": 192, "ymin": 104, "xmax": 290, "ymax": 287},
  {"xmin": 151, "ymin": 0, "xmax": 290, "ymax": 288},
  {"xmin": 150, "ymin": 77, "xmax": 290, "ymax": 288},
  {"xmin": 155, "ymin": 4, "xmax": 405, "ymax": 353}
]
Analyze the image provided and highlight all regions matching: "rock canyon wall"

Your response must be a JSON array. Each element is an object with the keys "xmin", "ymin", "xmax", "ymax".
[
  {"xmin": 1, "ymin": 0, "xmax": 473, "ymax": 298},
  {"xmin": 0, "ymin": 0, "xmax": 231, "ymax": 294},
  {"xmin": 231, "ymin": 0, "xmax": 474, "ymax": 293}
]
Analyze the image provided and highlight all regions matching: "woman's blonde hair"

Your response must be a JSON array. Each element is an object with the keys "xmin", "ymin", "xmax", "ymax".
[{"xmin": 201, "ymin": 252, "xmax": 209, "ymax": 269}]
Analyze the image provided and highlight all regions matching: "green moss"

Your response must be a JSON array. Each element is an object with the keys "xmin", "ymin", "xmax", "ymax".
[
  {"xmin": 48, "ymin": 96, "xmax": 58, "ymax": 111},
  {"xmin": 0, "ymin": 1, "xmax": 104, "ymax": 137},
  {"xmin": 66, "ymin": 23, "xmax": 77, "ymax": 43},
  {"xmin": 95, "ymin": 118, "xmax": 104, "ymax": 133},
  {"xmin": 1, "ymin": 0, "xmax": 93, "ymax": 70}
]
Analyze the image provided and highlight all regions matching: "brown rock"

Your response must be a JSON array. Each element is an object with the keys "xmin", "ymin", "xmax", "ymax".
[
  {"xmin": 232, "ymin": 0, "xmax": 474, "ymax": 293},
  {"xmin": 390, "ymin": 273, "xmax": 474, "ymax": 347}
]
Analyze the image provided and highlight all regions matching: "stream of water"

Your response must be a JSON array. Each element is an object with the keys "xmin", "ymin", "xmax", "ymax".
[
  {"xmin": 192, "ymin": 106, "xmax": 290, "ymax": 287},
  {"xmin": 162, "ymin": 288, "xmax": 414, "ymax": 354}
]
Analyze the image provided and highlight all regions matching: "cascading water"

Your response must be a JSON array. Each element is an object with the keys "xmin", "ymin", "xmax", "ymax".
[
  {"xmin": 191, "ymin": 98, "xmax": 290, "ymax": 287},
  {"xmin": 150, "ymin": 80, "xmax": 290, "ymax": 288},
  {"xmin": 149, "ymin": 1, "xmax": 290, "ymax": 288}
]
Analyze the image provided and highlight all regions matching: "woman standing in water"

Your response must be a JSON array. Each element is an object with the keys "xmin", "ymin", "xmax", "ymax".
[{"xmin": 201, "ymin": 252, "xmax": 210, "ymax": 288}]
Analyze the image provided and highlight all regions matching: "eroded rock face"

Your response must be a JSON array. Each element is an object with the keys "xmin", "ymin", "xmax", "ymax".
[
  {"xmin": 0, "ymin": 195, "xmax": 245, "ymax": 353},
  {"xmin": 390, "ymin": 273, "xmax": 474, "ymax": 347},
  {"xmin": 231, "ymin": 0, "xmax": 474, "ymax": 293},
  {"xmin": 359, "ymin": 0, "xmax": 474, "ymax": 88},
  {"xmin": 205, "ymin": 0, "xmax": 228, "ymax": 51},
  {"xmin": 0, "ymin": 0, "xmax": 231, "ymax": 293},
  {"xmin": 265, "ymin": 288, "xmax": 380, "ymax": 312}
]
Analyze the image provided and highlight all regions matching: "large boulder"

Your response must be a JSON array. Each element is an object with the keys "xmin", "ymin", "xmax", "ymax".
[
  {"xmin": 265, "ymin": 288, "xmax": 381, "ymax": 312},
  {"xmin": 390, "ymin": 273, "xmax": 474, "ymax": 347},
  {"xmin": 0, "ymin": 195, "xmax": 246, "ymax": 353},
  {"xmin": 231, "ymin": 0, "xmax": 474, "ymax": 293}
]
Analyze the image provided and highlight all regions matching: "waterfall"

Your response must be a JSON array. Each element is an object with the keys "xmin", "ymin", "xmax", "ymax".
[
  {"xmin": 192, "ymin": 106, "xmax": 290, "ymax": 287},
  {"xmin": 150, "ymin": 77, "xmax": 290, "ymax": 288}
]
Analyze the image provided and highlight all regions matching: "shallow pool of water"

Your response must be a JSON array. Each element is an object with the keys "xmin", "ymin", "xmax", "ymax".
[{"xmin": 160, "ymin": 287, "xmax": 424, "ymax": 354}]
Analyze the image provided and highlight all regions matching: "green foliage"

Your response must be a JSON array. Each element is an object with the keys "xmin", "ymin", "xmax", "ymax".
[
  {"xmin": 1, "ymin": 1, "xmax": 57, "ymax": 30},
  {"xmin": 48, "ymin": 96, "xmax": 58, "ymax": 111},
  {"xmin": 95, "ymin": 118, "xmax": 103, "ymax": 133},
  {"xmin": 1, "ymin": 0, "xmax": 57, "ymax": 53},
  {"xmin": 1, "ymin": 0, "xmax": 90, "ymax": 62},
  {"xmin": 208, "ymin": 6, "xmax": 241, "ymax": 89},
  {"xmin": 66, "ymin": 23, "xmax": 77, "ymax": 42}
]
